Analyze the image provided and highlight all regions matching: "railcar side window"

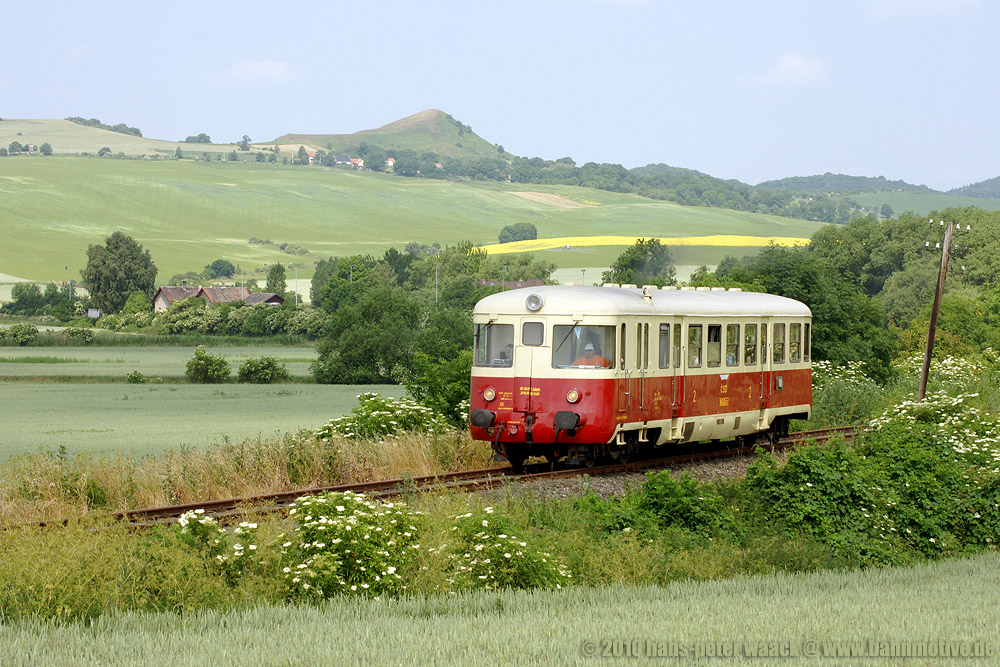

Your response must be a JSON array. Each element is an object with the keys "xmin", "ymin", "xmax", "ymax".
[
  {"xmin": 551, "ymin": 325, "xmax": 615, "ymax": 369},
  {"xmin": 688, "ymin": 324, "xmax": 703, "ymax": 368},
  {"xmin": 804, "ymin": 323, "xmax": 811, "ymax": 362},
  {"xmin": 642, "ymin": 324, "xmax": 649, "ymax": 370},
  {"xmin": 673, "ymin": 324, "xmax": 681, "ymax": 369},
  {"xmin": 474, "ymin": 323, "xmax": 514, "ymax": 367},
  {"xmin": 773, "ymin": 323, "xmax": 786, "ymax": 364},
  {"xmin": 658, "ymin": 323, "xmax": 670, "ymax": 368},
  {"xmin": 707, "ymin": 324, "xmax": 722, "ymax": 367},
  {"xmin": 726, "ymin": 324, "xmax": 740, "ymax": 366},
  {"xmin": 744, "ymin": 324, "xmax": 757, "ymax": 365},
  {"xmin": 761, "ymin": 323, "xmax": 768, "ymax": 364},
  {"xmin": 789, "ymin": 322, "xmax": 801, "ymax": 362},
  {"xmin": 522, "ymin": 322, "xmax": 544, "ymax": 346}
]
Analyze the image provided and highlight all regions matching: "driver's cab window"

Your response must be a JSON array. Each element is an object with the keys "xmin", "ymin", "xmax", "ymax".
[{"xmin": 474, "ymin": 323, "xmax": 514, "ymax": 367}]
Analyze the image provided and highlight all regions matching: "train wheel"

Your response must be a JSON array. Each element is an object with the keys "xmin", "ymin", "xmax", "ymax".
[{"xmin": 582, "ymin": 448, "xmax": 597, "ymax": 468}]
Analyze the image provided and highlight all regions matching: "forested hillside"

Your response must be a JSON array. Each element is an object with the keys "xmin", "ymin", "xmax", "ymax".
[
  {"xmin": 755, "ymin": 173, "xmax": 937, "ymax": 195},
  {"xmin": 948, "ymin": 176, "xmax": 1000, "ymax": 199}
]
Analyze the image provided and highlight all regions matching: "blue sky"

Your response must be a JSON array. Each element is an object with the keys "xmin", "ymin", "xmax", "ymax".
[{"xmin": 3, "ymin": 0, "xmax": 996, "ymax": 189}]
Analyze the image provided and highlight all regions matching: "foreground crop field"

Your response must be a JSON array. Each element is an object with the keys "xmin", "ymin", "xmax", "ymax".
[
  {"xmin": 0, "ymin": 158, "xmax": 829, "ymax": 281},
  {"xmin": 0, "ymin": 382, "xmax": 403, "ymax": 458},
  {"xmin": 2, "ymin": 551, "xmax": 996, "ymax": 665}
]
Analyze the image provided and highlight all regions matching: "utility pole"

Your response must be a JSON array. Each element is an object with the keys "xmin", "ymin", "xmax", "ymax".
[
  {"xmin": 581, "ymin": 268, "xmax": 586, "ymax": 286},
  {"xmin": 918, "ymin": 220, "xmax": 956, "ymax": 402},
  {"xmin": 295, "ymin": 267, "xmax": 298, "ymax": 306},
  {"xmin": 65, "ymin": 266, "xmax": 72, "ymax": 302}
]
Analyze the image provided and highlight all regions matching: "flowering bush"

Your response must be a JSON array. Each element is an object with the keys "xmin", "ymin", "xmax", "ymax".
[
  {"xmin": 281, "ymin": 491, "xmax": 422, "ymax": 599},
  {"xmin": 2, "ymin": 322, "xmax": 39, "ymax": 346},
  {"xmin": 315, "ymin": 392, "xmax": 448, "ymax": 441},
  {"xmin": 176, "ymin": 508, "xmax": 226, "ymax": 558},
  {"xmin": 431, "ymin": 508, "xmax": 573, "ymax": 591},
  {"xmin": 895, "ymin": 354, "xmax": 987, "ymax": 391},
  {"xmin": 810, "ymin": 360, "xmax": 883, "ymax": 425},
  {"xmin": 868, "ymin": 390, "xmax": 1000, "ymax": 471}
]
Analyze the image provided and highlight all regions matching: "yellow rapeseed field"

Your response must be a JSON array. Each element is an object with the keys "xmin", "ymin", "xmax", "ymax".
[{"xmin": 481, "ymin": 235, "xmax": 811, "ymax": 254}]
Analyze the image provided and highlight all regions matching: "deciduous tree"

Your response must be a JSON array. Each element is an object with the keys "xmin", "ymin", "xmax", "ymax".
[{"xmin": 81, "ymin": 232, "xmax": 157, "ymax": 313}]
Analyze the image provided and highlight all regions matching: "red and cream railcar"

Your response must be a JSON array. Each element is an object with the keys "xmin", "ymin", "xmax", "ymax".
[{"xmin": 469, "ymin": 285, "xmax": 812, "ymax": 468}]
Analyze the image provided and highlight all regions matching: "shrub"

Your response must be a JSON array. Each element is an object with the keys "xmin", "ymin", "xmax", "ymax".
[
  {"xmin": 281, "ymin": 491, "xmax": 422, "ymax": 599},
  {"xmin": 238, "ymin": 356, "xmax": 292, "ymax": 384},
  {"xmin": 634, "ymin": 471, "xmax": 733, "ymax": 535},
  {"xmin": 315, "ymin": 392, "xmax": 448, "ymax": 440},
  {"xmin": 122, "ymin": 291, "xmax": 152, "ymax": 315},
  {"xmin": 126, "ymin": 370, "xmax": 145, "ymax": 384},
  {"xmin": 185, "ymin": 345, "xmax": 231, "ymax": 383},
  {"xmin": 4, "ymin": 322, "xmax": 39, "ymax": 346},
  {"xmin": 65, "ymin": 327, "xmax": 94, "ymax": 344}
]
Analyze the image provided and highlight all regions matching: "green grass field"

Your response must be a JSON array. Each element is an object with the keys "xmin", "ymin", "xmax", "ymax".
[
  {"xmin": 0, "ymin": 382, "xmax": 402, "ymax": 458},
  {"xmin": 842, "ymin": 191, "xmax": 1000, "ymax": 217},
  {"xmin": 0, "ymin": 157, "xmax": 830, "ymax": 282},
  {"xmin": 2, "ymin": 551, "xmax": 996, "ymax": 665},
  {"xmin": 0, "ymin": 345, "xmax": 317, "ymax": 378}
]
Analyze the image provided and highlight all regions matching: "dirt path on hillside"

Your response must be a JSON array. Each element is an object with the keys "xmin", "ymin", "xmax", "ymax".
[{"xmin": 506, "ymin": 191, "xmax": 594, "ymax": 209}]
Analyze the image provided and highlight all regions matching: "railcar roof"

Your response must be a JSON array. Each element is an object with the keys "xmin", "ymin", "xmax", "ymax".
[{"xmin": 473, "ymin": 285, "xmax": 811, "ymax": 318}]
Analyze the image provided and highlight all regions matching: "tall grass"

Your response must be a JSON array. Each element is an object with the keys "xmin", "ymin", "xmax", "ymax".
[{"xmin": 0, "ymin": 430, "xmax": 491, "ymax": 525}]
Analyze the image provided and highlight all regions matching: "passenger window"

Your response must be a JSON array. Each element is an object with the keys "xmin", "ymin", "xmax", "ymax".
[
  {"xmin": 644, "ymin": 324, "xmax": 649, "ymax": 370},
  {"xmin": 744, "ymin": 324, "xmax": 757, "ymax": 365},
  {"xmin": 773, "ymin": 323, "xmax": 785, "ymax": 364},
  {"xmin": 789, "ymin": 323, "xmax": 801, "ymax": 362},
  {"xmin": 636, "ymin": 324, "xmax": 642, "ymax": 371},
  {"xmin": 804, "ymin": 323, "xmax": 811, "ymax": 362},
  {"xmin": 551, "ymin": 325, "xmax": 615, "ymax": 368},
  {"xmin": 726, "ymin": 324, "xmax": 740, "ymax": 367},
  {"xmin": 658, "ymin": 323, "xmax": 670, "ymax": 368},
  {"xmin": 761, "ymin": 323, "xmax": 768, "ymax": 364},
  {"xmin": 688, "ymin": 324, "xmax": 702, "ymax": 368},
  {"xmin": 673, "ymin": 323, "xmax": 682, "ymax": 369},
  {"xmin": 707, "ymin": 324, "xmax": 722, "ymax": 367}
]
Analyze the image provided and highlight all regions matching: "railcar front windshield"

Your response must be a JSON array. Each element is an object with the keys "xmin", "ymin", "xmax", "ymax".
[
  {"xmin": 474, "ymin": 323, "xmax": 514, "ymax": 367},
  {"xmin": 552, "ymin": 325, "xmax": 616, "ymax": 369}
]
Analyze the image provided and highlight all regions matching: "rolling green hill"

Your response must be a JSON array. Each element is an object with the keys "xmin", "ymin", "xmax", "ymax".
[
  {"xmin": 756, "ymin": 172, "xmax": 937, "ymax": 195},
  {"xmin": 0, "ymin": 119, "xmax": 240, "ymax": 157},
  {"xmin": 0, "ymin": 157, "xmax": 827, "ymax": 283},
  {"xmin": 272, "ymin": 109, "xmax": 503, "ymax": 160}
]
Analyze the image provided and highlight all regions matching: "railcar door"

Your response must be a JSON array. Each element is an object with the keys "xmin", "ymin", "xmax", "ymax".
[
  {"xmin": 655, "ymin": 322, "xmax": 678, "ymax": 420},
  {"xmin": 758, "ymin": 318, "xmax": 771, "ymax": 412},
  {"xmin": 616, "ymin": 322, "xmax": 629, "ymax": 414},
  {"xmin": 630, "ymin": 322, "xmax": 650, "ymax": 420},
  {"xmin": 513, "ymin": 320, "xmax": 545, "ymax": 414}
]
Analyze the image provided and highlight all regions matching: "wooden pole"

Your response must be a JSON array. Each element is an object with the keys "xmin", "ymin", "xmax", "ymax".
[{"xmin": 917, "ymin": 220, "xmax": 954, "ymax": 402}]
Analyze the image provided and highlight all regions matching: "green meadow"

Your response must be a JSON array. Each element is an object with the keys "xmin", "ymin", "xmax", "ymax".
[
  {"xmin": 0, "ymin": 381, "xmax": 403, "ymax": 459},
  {"xmin": 0, "ymin": 345, "xmax": 316, "ymax": 378},
  {"xmin": 842, "ymin": 191, "xmax": 1000, "ymax": 217},
  {"xmin": 0, "ymin": 157, "xmax": 829, "ymax": 281}
]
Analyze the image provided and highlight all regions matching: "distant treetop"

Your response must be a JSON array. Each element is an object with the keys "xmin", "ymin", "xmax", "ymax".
[{"xmin": 65, "ymin": 117, "xmax": 142, "ymax": 137}]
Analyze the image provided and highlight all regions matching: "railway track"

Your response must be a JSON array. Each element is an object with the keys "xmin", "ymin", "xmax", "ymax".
[{"xmin": 114, "ymin": 425, "xmax": 856, "ymax": 528}]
